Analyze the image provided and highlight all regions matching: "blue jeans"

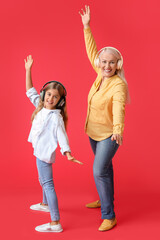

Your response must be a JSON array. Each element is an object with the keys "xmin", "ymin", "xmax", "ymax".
[
  {"xmin": 36, "ymin": 158, "xmax": 60, "ymax": 221},
  {"xmin": 89, "ymin": 136, "xmax": 119, "ymax": 219}
]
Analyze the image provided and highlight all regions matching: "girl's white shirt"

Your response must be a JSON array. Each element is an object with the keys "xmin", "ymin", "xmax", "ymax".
[{"xmin": 26, "ymin": 87, "xmax": 71, "ymax": 163}]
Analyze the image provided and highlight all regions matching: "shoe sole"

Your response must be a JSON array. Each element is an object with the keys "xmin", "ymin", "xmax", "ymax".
[
  {"xmin": 30, "ymin": 206, "xmax": 50, "ymax": 212},
  {"xmin": 35, "ymin": 228, "xmax": 63, "ymax": 233},
  {"xmin": 86, "ymin": 205, "xmax": 101, "ymax": 208}
]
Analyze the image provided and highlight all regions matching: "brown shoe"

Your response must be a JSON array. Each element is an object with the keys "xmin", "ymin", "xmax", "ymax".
[
  {"xmin": 98, "ymin": 218, "xmax": 117, "ymax": 231},
  {"xmin": 86, "ymin": 200, "xmax": 101, "ymax": 208}
]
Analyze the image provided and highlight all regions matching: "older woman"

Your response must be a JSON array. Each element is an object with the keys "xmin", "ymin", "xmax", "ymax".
[{"xmin": 79, "ymin": 6, "xmax": 129, "ymax": 231}]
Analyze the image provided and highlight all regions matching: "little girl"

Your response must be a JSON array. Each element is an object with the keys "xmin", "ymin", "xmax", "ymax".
[{"xmin": 25, "ymin": 55, "xmax": 82, "ymax": 233}]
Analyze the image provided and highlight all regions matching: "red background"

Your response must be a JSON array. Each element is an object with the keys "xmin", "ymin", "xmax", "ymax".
[{"xmin": 0, "ymin": 0, "xmax": 160, "ymax": 239}]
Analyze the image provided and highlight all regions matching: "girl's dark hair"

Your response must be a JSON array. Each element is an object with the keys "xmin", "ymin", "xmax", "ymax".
[{"xmin": 31, "ymin": 82, "xmax": 68, "ymax": 129}]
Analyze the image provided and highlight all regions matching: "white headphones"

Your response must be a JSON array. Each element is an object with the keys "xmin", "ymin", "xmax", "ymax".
[{"xmin": 94, "ymin": 46, "xmax": 123, "ymax": 70}]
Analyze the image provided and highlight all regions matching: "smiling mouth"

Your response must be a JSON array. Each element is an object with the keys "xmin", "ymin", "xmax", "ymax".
[{"xmin": 104, "ymin": 69, "xmax": 112, "ymax": 73}]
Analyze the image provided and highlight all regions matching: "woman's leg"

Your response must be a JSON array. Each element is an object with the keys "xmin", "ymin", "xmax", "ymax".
[
  {"xmin": 90, "ymin": 137, "xmax": 119, "ymax": 219},
  {"xmin": 89, "ymin": 137, "xmax": 97, "ymax": 154},
  {"xmin": 36, "ymin": 158, "xmax": 60, "ymax": 221}
]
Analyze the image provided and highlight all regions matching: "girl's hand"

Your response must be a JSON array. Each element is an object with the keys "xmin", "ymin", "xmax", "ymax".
[
  {"xmin": 79, "ymin": 5, "xmax": 90, "ymax": 28},
  {"xmin": 111, "ymin": 134, "xmax": 123, "ymax": 145},
  {"xmin": 66, "ymin": 152, "xmax": 83, "ymax": 165},
  {"xmin": 24, "ymin": 55, "xmax": 33, "ymax": 70}
]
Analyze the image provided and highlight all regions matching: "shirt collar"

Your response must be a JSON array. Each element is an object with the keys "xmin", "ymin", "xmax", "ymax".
[{"xmin": 43, "ymin": 108, "xmax": 61, "ymax": 113}]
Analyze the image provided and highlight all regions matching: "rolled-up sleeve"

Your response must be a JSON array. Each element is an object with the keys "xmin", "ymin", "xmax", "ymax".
[
  {"xmin": 57, "ymin": 118, "xmax": 71, "ymax": 155},
  {"xmin": 26, "ymin": 87, "xmax": 40, "ymax": 108},
  {"xmin": 112, "ymin": 82, "xmax": 127, "ymax": 136}
]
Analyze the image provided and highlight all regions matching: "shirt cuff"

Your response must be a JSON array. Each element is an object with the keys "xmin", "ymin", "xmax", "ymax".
[
  {"xmin": 26, "ymin": 87, "xmax": 38, "ymax": 97},
  {"xmin": 60, "ymin": 146, "xmax": 71, "ymax": 156},
  {"xmin": 113, "ymin": 124, "xmax": 124, "ymax": 136},
  {"xmin": 83, "ymin": 26, "xmax": 91, "ymax": 33}
]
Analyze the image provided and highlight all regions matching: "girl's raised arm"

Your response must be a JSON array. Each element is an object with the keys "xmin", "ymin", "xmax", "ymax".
[{"xmin": 24, "ymin": 55, "xmax": 34, "ymax": 91}]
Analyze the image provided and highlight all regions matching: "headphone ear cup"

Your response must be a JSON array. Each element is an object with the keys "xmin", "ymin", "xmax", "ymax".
[
  {"xmin": 40, "ymin": 90, "xmax": 45, "ymax": 101},
  {"xmin": 94, "ymin": 57, "xmax": 100, "ymax": 68},
  {"xmin": 57, "ymin": 97, "xmax": 66, "ymax": 107},
  {"xmin": 117, "ymin": 60, "xmax": 123, "ymax": 70}
]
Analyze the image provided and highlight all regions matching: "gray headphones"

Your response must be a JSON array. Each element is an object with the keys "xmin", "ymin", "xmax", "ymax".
[{"xmin": 40, "ymin": 81, "xmax": 67, "ymax": 107}]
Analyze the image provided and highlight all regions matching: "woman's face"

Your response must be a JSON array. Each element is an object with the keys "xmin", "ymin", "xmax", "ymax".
[
  {"xmin": 99, "ymin": 51, "xmax": 118, "ymax": 79},
  {"xmin": 44, "ymin": 89, "xmax": 61, "ymax": 110}
]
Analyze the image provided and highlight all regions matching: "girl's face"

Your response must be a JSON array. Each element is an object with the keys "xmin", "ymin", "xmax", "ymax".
[
  {"xmin": 99, "ymin": 51, "xmax": 118, "ymax": 79},
  {"xmin": 44, "ymin": 89, "xmax": 61, "ymax": 110}
]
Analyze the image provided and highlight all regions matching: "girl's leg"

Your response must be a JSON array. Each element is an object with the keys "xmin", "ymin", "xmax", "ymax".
[
  {"xmin": 42, "ymin": 189, "xmax": 48, "ymax": 205},
  {"xmin": 38, "ymin": 177, "xmax": 48, "ymax": 205},
  {"xmin": 90, "ymin": 137, "xmax": 119, "ymax": 219},
  {"xmin": 36, "ymin": 158, "xmax": 60, "ymax": 221}
]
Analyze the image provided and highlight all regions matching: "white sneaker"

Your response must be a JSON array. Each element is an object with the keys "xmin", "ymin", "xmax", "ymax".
[
  {"xmin": 35, "ymin": 223, "xmax": 63, "ymax": 232},
  {"xmin": 30, "ymin": 203, "xmax": 50, "ymax": 212}
]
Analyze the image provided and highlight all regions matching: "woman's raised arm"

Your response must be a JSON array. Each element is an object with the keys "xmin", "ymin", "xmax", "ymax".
[{"xmin": 79, "ymin": 6, "xmax": 99, "ymax": 73}]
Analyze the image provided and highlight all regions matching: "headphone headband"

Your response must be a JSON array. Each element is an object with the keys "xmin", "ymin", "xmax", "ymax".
[
  {"xmin": 98, "ymin": 46, "xmax": 122, "ymax": 56},
  {"xmin": 40, "ymin": 81, "xmax": 67, "ymax": 96}
]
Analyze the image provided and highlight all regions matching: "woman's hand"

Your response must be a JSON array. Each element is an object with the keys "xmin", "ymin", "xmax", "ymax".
[
  {"xmin": 24, "ymin": 55, "xmax": 33, "ymax": 71},
  {"xmin": 111, "ymin": 134, "xmax": 123, "ymax": 145},
  {"xmin": 79, "ymin": 5, "xmax": 90, "ymax": 28},
  {"xmin": 65, "ymin": 152, "xmax": 83, "ymax": 165}
]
